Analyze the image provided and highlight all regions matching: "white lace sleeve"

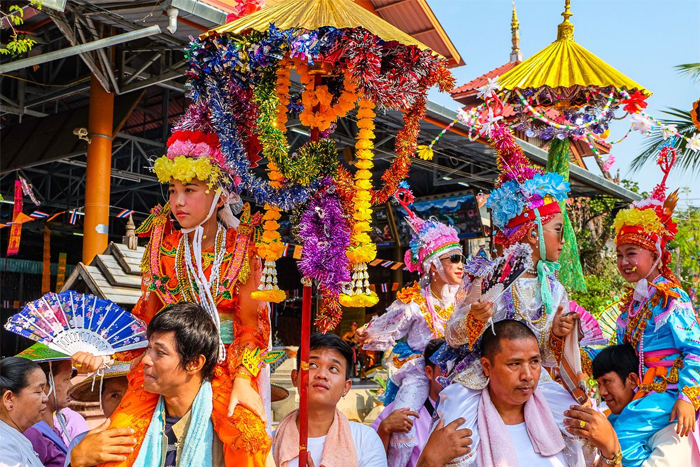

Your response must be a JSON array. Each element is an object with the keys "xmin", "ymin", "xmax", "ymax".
[{"xmin": 362, "ymin": 300, "xmax": 416, "ymax": 351}]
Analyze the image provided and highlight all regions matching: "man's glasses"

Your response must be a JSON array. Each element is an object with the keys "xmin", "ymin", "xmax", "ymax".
[
  {"xmin": 542, "ymin": 227, "xmax": 565, "ymax": 242},
  {"xmin": 441, "ymin": 254, "xmax": 467, "ymax": 264}
]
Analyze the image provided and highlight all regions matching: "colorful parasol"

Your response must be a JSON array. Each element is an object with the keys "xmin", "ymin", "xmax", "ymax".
[
  {"xmin": 192, "ymin": 3, "xmax": 453, "ymax": 464},
  {"xmin": 495, "ymin": 0, "xmax": 650, "ymax": 293},
  {"xmin": 209, "ymin": 0, "xmax": 433, "ymax": 52},
  {"xmin": 498, "ymin": 0, "xmax": 649, "ymax": 103}
]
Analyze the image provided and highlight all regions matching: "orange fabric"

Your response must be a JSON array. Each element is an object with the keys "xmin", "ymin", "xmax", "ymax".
[
  {"xmin": 633, "ymin": 366, "xmax": 666, "ymax": 401},
  {"xmin": 103, "ymin": 228, "xmax": 271, "ymax": 467}
]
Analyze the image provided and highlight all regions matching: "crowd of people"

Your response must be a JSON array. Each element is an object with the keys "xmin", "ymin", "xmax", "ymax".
[{"xmin": 2, "ymin": 93, "xmax": 699, "ymax": 467}]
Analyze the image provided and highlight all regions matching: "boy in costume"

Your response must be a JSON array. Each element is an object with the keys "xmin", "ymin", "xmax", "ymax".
[
  {"xmin": 611, "ymin": 145, "xmax": 700, "ymax": 467},
  {"xmin": 73, "ymin": 109, "xmax": 274, "ymax": 467},
  {"xmin": 355, "ymin": 187, "xmax": 465, "ymax": 467},
  {"xmin": 432, "ymin": 124, "xmax": 585, "ymax": 466}
]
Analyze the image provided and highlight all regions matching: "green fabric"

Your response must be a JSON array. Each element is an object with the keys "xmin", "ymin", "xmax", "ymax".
[
  {"xmin": 220, "ymin": 319, "xmax": 234, "ymax": 345},
  {"xmin": 535, "ymin": 210, "xmax": 560, "ymax": 315},
  {"xmin": 16, "ymin": 343, "xmax": 70, "ymax": 362},
  {"xmin": 546, "ymin": 138, "xmax": 587, "ymax": 293}
]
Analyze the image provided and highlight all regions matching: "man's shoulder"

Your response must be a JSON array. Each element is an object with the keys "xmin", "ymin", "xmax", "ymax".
[{"xmin": 348, "ymin": 421, "xmax": 382, "ymax": 444}]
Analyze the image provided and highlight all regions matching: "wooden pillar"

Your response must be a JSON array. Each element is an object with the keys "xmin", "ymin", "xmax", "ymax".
[{"xmin": 82, "ymin": 75, "xmax": 114, "ymax": 264}]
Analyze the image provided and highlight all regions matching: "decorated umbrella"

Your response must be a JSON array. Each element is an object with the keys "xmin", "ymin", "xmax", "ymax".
[
  {"xmin": 188, "ymin": 0, "xmax": 454, "ymax": 462},
  {"xmin": 496, "ymin": 0, "xmax": 650, "ymax": 292}
]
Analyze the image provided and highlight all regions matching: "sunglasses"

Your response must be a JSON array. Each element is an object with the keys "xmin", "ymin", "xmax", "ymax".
[
  {"xmin": 542, "ymin": 226, "xmax": 565, "ymax": 242},
  {"xmin": 441, "ymin": 254, "xmax": 467, "ymax": 264}
]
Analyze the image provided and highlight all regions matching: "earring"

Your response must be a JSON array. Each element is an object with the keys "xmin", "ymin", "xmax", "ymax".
[{"xmin": 8, "ymin": 405, "xmax": 13, "ymax": 409}]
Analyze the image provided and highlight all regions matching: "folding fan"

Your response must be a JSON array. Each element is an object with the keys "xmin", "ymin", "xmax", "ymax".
[
  {"xmin": 595, "ymin": 297, "xmax": 623, "ymax": 345},
  {"xmin": 569, "ymin": 300, "xmax": 607, "ymax": 346},
  {"xmin": 4, "ymin": 291, "xmax": 148, "ymax": 356},
  {"xmin": 473, "ymin": 243, "xmax": 534, "ymax": 304}
]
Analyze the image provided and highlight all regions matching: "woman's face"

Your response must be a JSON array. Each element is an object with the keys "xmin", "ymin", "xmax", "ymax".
[
  {"xmin": 47, "ymin": 361, "xmax": 74, "ymax": 412},
  {"xmin": 4, "ymin": 368, "xmax": 48, "ymax": 432},
  {"xmin": 617, "ymin": 244, "xmax": 657, "ymax": 283},
  {"xmin": 168, "ymin": 178, "xmax": 218, "ymax": 230},
  {"xmin": 437, "ymin": 252, "xmax": 465, "ymax": 286}
]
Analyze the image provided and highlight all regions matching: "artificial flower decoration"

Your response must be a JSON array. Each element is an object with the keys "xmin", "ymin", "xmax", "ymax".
[
  {"xmin": 660, "ymin": 123, "xmax": 678, "ymax": 141},
  {"xmin": 341, "ymin": 98, "xmax": 379, "ymax": 307},
  {"xmin": 687, "ymin": 133, "xmax": 700, "ymax": 152},
  {"xmin": 621, "ymin": 90, "xmax": 649, "ymax": 114},
  {"xmin": 630, "ymin": 113, "xmax": 653, "ymax": 134}
]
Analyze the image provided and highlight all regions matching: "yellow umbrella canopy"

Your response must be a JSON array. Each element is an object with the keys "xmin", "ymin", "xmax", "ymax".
[
  {"xmin": 209, "ymin": 0, "xmax": 432, "ymax": 51},
  {"xmin": 498, "ymin": 0, "xmax": 650, "ymax": 97}
]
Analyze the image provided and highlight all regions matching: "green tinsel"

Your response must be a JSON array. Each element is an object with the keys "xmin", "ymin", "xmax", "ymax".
[{"xmin": 547, "ymin": 138, "xmax": 587, "ymax": 293}]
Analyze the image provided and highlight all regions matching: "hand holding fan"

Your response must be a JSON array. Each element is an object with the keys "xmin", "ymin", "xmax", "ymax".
[
  {"xmin": 4, "ymin": 291, "xmax": 148, "ymax": 357},
  {"xmin": 569, "ymin": 301, "xmax": 607, "ymax": 346},
  {"xmin": 470, "ymin": 243, "xmax": 534, "ymax": 304}
]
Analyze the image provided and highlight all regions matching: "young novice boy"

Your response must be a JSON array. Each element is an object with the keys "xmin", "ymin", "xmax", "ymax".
[{"xmin": 612, "ymin": 146, "xmax": 700, "ymax": 467}]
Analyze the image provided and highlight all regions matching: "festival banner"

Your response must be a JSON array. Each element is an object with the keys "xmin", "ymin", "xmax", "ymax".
[
  {"xmin": 55, "ymin": 252, "xmax": 67, "ymax": 292},
  {"xmin": 41, "ymin": 226, "xmax": 51, "ymax": 294},
  {"xmin": 7, "ymin": 180, "xmax": 24, "ymax": 256}
]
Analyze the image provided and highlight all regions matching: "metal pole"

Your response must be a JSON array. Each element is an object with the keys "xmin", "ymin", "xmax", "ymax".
[{"xmin": 0, "ymin": 25, "xmax": 161, "ymax": 74}]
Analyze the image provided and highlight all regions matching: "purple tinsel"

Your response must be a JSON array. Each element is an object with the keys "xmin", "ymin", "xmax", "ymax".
[{"xmin": 298, "ymin": 182, "xmax": 351, "ymax": 294}]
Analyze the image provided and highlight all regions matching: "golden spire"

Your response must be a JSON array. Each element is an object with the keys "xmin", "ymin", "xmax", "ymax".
[
  {"xmin": 510, "ymin": 0, "xmax": 522, "ymax": 62},
  {"xmin": 557, "ymin": 0, "xmax": 574, "ymax": 41}
]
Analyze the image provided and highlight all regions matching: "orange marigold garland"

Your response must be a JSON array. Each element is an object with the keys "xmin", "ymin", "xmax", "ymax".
[
  {"xmin": 250, "ymin": 163, "xmax": 287, "ymax": 303},
  {"xmin": 340, "ymin": 98, "xmax": 379, "ymax": 307},
  {"xmin": 297, "ymin": 61, "xmax": 359, "ymax": 131},
  {"xmin": 275, "ymin": 58, "xmax": 291, "ymax": 132}
]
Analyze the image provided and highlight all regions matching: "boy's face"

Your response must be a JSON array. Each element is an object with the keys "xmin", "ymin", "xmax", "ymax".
[
  {"xmin": 293, "ymin": 348, "xmax": 352, "ymax": 409},
  {"xmin": 596, "ymin": 371, "xmax": 638, "ymax": 415}
]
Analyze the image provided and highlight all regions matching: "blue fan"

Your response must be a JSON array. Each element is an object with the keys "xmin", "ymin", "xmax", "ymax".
[{"xmin": 4, "ymin": 291, "xmax": 148, "ymax": 356}]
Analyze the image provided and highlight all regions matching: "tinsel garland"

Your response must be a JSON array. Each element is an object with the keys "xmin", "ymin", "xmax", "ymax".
[
  {"xmin": 205, "ymin": 77, "xmax": 317, "ymax": 210},
  {"xmin": 288, "ymin": 139, "xmax": 339, "ymax": 186},
  {"xmin": 489, "ymin": 123, "xmax": 541, "ymax": 187},
  {"xmin": 340, "ymin": 99, "xmax": 379, "ymax": 307},
  {"xmin": 298, "ymin": 184, "xmax": 351, "ymax": 294},
  {"xmin": 298, "ymin": 181, "xmax": 351, "ymax": 332}
]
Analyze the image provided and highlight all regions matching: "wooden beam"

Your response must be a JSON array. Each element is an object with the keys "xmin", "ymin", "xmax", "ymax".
[{"xmin": 374, "ymin": 0, "xmax": 411, "ymax": 13}]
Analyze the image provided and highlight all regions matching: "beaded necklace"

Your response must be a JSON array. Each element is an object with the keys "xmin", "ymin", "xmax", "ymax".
[{"xmin": 511, "ymin": 279, "xmax": 549, "ymax": 347}]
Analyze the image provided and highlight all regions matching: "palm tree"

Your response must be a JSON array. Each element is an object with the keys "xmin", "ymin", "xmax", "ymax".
[{"xmin": 630, "ymin": 63, "xmax": 700, "ymax": 174}]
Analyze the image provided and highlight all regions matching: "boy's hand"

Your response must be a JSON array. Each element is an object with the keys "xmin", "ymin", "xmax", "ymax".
[{"xmin": 670, "ymin": 398, "xmax": 695, "ymax": 437}]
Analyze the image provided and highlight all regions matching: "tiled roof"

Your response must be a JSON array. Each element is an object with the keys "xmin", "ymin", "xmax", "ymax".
[{"xmin": 451, "ymin": 61, "xmax": 520, "ymax": 98}]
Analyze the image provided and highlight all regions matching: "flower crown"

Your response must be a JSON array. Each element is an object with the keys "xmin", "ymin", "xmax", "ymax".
[
  {"xmin": 615, "ymin": 146, "xmax": 679, "ymax": 249},
  {"xmin": 487, "ymin": 172, "xmax": 570, "ymax": 231},
  {"xmin": 152, "ymin": 130, "xmax": 235, "ymax": 190},
  {"xmin": 395, "ymin": 185, "xmax": 461, "ymax": 275}
]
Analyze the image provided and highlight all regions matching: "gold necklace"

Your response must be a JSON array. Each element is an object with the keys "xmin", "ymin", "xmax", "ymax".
[{"xmin": 512, "ymin": 281, "xmax": 548, "ymax": 347}]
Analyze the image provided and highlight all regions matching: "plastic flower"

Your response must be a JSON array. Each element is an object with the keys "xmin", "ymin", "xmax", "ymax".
[
  {"xmin": 522, "ymin": 173, "xmax": 570, "ymax": 201},
  {"xmin": 687, "ymin": 133, "xmax": 700, "ymax": 152},
  {"xmin": 476, "ymin": 76, "xmax": 501, "ymax": 101},
  {"xmin": 660, "ymin": 123, "xmax": 678, "ymax": 140},
  {"xmin": 630, "ymin": 113, "xmax": 652, "ymax": 134}
]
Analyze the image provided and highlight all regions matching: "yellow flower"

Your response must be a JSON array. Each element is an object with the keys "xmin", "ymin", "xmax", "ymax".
[{"xmin": 614, "ymin": 208, "xmax": 664, "ymax": 235}]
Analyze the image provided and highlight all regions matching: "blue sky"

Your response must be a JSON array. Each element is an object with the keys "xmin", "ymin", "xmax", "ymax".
[{"xmin": 426, "ymin": 0, "xmax": 700, "ymax": 206}]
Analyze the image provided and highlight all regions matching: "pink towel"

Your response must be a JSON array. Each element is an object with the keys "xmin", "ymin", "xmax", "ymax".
[
  {"xmin": 477, "ymin": 386, "xmax": 565, "ymax": 467},
  {"xmin": 273, "ymin": 409, "xmax": 358, "ymax": 467}
]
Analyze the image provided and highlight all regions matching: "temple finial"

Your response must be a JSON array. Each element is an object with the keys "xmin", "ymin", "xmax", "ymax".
[
  {"xmin": 557, "ymin": 0, "xmax": 575, "ymax": 41},
  {"xmin": 510, "ymin": 0, "xmax": 522, "ymax": 62}
]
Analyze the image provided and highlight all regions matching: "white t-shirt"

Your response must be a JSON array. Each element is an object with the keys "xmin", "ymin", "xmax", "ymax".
[
  {"xmin": 282, "ymin": 421, "xmax": 387, "ymax": 467},
  {"xmin": 505, "ymin": 422, "xmax": 568, "ymax": 467}
]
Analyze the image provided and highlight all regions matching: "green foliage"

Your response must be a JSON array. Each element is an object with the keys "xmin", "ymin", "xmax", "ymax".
[
  {"xmin": 1, "ymin": 1, "xmax": 42, "ymax": 57},
  {"xmin": 0, "ymin": 35, "xmax": 37, "ymax": 56},
  {"xmin": 568, "ymin": 192, "xmax": 628, "ymax": 313},
  {"xmin": 570, "ymin": 271, "xmax": 626, "ymax": 316}
]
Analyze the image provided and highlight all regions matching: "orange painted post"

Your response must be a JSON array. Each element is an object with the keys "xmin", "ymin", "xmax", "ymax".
[{"xmin": 82, "ymin": 74, "xmax": 114, "ymax": 264}]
